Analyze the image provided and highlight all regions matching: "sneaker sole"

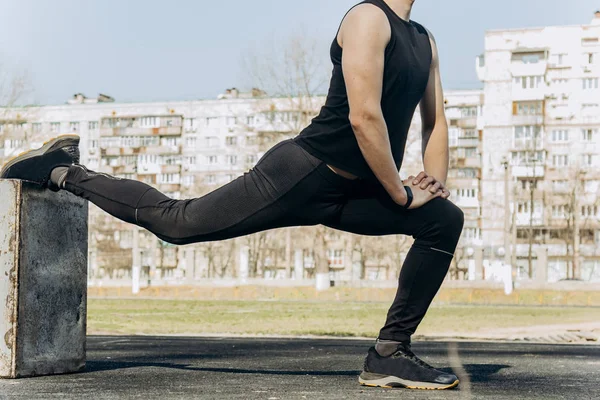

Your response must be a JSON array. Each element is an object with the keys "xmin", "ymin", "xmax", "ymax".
[
  {"xmin": 0, "ymin": 134, "xmax": 80, "ymax": 177},
  {"xmin": 358, "ymin": 372, "xmax": 459, "ymax": 390}
]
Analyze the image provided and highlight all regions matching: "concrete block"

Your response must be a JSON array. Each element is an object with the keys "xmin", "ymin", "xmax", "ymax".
[{"xmin": 0, "ymin": 180, "xmax": 88, "ymax": 378}]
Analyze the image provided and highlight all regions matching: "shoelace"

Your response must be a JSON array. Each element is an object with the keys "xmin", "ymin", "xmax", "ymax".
[{"xmin": 392, "ymin": 344, "xmax": 436, "ymax": 370}]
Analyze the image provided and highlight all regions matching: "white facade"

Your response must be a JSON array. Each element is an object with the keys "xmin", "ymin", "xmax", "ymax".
[{"xmin": 476, "ymin": 12, "xmax": 600, "ymax": 281}]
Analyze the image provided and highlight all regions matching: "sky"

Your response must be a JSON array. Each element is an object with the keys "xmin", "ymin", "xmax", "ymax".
[{"xmin": 0, "ymin": 0, "xmax": 598, "ymax": 105}]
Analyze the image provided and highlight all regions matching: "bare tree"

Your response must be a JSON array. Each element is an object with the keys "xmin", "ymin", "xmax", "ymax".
[{"xmin": 0, "ymin": 61, "xmax": 36, "ymax": 163}]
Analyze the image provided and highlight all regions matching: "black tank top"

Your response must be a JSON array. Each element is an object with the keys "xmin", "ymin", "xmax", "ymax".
[{"xmin": 293, "ymin": 0, "xmax": 432, "ymax": 183}]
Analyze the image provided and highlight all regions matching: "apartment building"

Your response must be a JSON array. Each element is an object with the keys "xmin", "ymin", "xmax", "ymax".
[
  {"xmin": 0, "ymin": 88, "xmax": 485, "ymax": 283},
  {"xmin": 3, "ymin": 13, "xmax": 599, "ymax": 284},
  {"xmin": 476, "ymin": 11, "xmax": 600, "ymax": 282}
]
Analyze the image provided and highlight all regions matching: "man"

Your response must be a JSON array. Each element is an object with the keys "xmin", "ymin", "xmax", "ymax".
[{"xmin": 1, "ymin": 0, "xmax": 463, "ymax": 390}]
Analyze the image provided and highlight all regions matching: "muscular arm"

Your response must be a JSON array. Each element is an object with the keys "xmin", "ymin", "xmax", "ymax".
[
  {"xmin": 340, "ymin": 5, "xmax": 408, "ymax": 205},
  {"xmin": 419, "ymin": 30, "xmax": 449, "ymax": 186}
]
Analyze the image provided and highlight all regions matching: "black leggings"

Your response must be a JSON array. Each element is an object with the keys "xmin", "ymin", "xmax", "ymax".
[{"xmin": 63, "ymin": 138, "xmax": 464, "ymax": 342}]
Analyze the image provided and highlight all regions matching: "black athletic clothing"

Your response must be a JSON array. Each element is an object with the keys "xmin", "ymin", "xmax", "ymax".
[
  {"xmin": 62, "ymin": 138, "xmax": 464, "ymax": 342},
  {"xmin": 294, "ymin": 0, "xmax": 432, "ymax": 183}
]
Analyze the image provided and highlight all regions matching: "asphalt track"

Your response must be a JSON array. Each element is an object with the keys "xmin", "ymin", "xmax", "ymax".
[{"xmin": 1, "ymin": 336, "xmax": 599, "ymax": 399}]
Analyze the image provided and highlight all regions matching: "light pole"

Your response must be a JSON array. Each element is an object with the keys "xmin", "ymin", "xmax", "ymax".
[{"xmin": 501, "ymin": 156, "xmax": 511, "ymax": 267}]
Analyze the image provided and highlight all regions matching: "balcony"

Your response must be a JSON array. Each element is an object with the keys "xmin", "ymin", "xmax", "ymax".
[
  {"xmin": 143, "ymin": 145, "xmax": 181, "ymax": 155},
  {"xmin": 161, "ymin": 165, "xmax": 182, "ymax": 174},
  {"xmin": 457, "ymin": 137, "xmax": 479, "ymax": 148},
  {"xmin": 158, "ymin": 183, "xmax": 181, "ymax": 193},
  {"xmin": 110, "ymin": 165, "xmax": 137, "ymax": 175},
  {"xmin": 137, "ymin": 164, "xmax": 161, "ymax": 175},
  {"xmin": 512, "ymin": 139, "xmax": 544, "ymax": 150},
  {"xmin": 455, "ymin": 197, "xmax": 479, "ymax": 208},
  {"xmin": 512, "ymin": 88, "xmax": 546, "ymax": 102},
  {"xmin": 512, "ymin": 165, "xmax": 545, "ymax": 178},
  {"xmin": 457, "ymin": 118, "xmax": 478, "ymax": 129},
  {"xmin": 516, "ymin": 214, "xmax": 544, "ymax": 226},
  {"xmin": 99, "ymin": 126, "xmax": 183, "ymax": 137},
  {"xmin": 512, "ymin": 115, "xmax": 544, "ymax": 125}
]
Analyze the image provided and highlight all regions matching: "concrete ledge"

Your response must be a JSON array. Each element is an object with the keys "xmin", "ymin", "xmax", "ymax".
[{"xmin": 0, "ymin": 180, "xmax": 88, "ymax": 378}]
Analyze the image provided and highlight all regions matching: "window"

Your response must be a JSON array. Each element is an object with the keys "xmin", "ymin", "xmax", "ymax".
[
  {"xmin": 553, "ymin": 180, "xmax": 569, "ymax": 192},
  {"xmin": 461, "ymin": 107, "xmax": 478, "ymax": 117},
  {"xmin": 582, "ymin": 129, "xmax": 595, "ymax": 142},
  {"xmin": 521, "ymin": 179, "xmax": 538, "ymax": 190},
  {"xmin": 88, "ymin": 121, "xmax": 99, "ymax": 130},
  {"xmin": 457, "ymin": 168, "xmax": 477, "ymax": 178},
  {"xmin": 511, "ymin": 151, "xmax": 544, "ymax": 166},
  {"xmin": 551, "ymin": 53, "xmax": 567, "ymax": 65},
  {"xmin": 582, "ymin": 154, "xmax": 595, "ymax": 167},
  {"xmin": 159, "ymin": 173, "xmax": 180, "ymax": 184},
  {"xmin": 551, "ymin": 130, "xmax": 569, "ymax": 142},
  {"xmin": 162, "ymin": 137, "xmax": 179, "ymax": 147},
  {"xmin": 226, "ymin": 174, "xmax": 236, "ymax": 182},
  {"xmin": 89, "ymin": 140, "xmax": 98, "ymax": 149},
  {"xmin": 583, "ymin": 78, "xmax": 599, "ymax": 90},
  {"xmin": 138, "ymin": 154, "xmax": 158, "ymax": 164},
  {"xmin": 464, "ymin": 147, "xmax": 477, "ymax": 157},
  {"xmin": 463, "ymin": 228, "xmax": 480, "ymax": 240},
  {"xmin": 327, "ymin": 249, "xmax": 344, "ymax": 267},
  {"xmin": 185, "ymin": 136, "xmax": 197, "ymax": 149},
  {"xmin": 246, "ymin": 116, "xmax": 255, "ymax": 126},
  {"xmin": 184, "ymin": 118, "xmax": 196, "ymax": 132},
  {"xmin": 226, "ymin": 117, "xmax": 237, "ymax": 126},
  {"xmin": 552, "ymin": 205, "xmax": 568, "ymax": 219},
  {"xmin": 514, "ymin": 101, "xmax": 543, "ymax": 116},
  {"xmin": 207, "ymin": 155, "xmax": 218, "ymax": 164},
  {"xmin": 32, "ymin": 122, "xmax": 42, "ymax": 133},
  {"xmin": 6, "ymin": 139, "xmax": 24, "ymax": 150},
  {"xmin": 50, "ymin": 122, "xmax": 60, "ymax": 133},
  {"xmin": 205, "ymin": 174, "xmax": 216, "ymax": 184},
  {"xmin": 161, "ymin": 156, "xmax": 181, "ymax": 165},
  {"xmin": 514, "ymin": 125, "xmax": 542, "ymax": 141},
  {"xmin": 585, "ymin": 180, "xmax": 600, "ymax": 193},
  {"xmin": 456, "ymin": 188, "xmax": 477, "ymax": 198},
  {"xmin": 182, "ymin": 175, "xmax": 196, "ymax": 186},
  {"xmin": 581, "ymin": 205, "xmax": 598, "ymax": 218},
  {"xmin": 245, "ymin": 135, "xmax": 259, "ymax": 146},
  {"xmin": 552, "ymin": 154, "xmax": 569, "ymax": 167},
  {"xmin": 226, "ymin": 136, "xmax": 238, "ymax": 146},
  {"xmin": 206, "ymin": 117, "xmax": 218, "ymax": 127},
  {"xmin": 205, "ymin": 136, "xmax": 219, "ymax": 147},
  {"xmin": 69, "ymin": 122, "xmax": 79, "ymax": 132},
  {"xmin": 184, "ymin": 156, "xmax": 197, "ymax": 165},
  {"xmin": 514, "ymin": 76, "xmax": 543, "ymax": 89},
  {"xmin": 225, "ymin": 155, "xmax": 237, "ymax": 165},
  {"xmin": 139, "ymin": 116, "xmax": 159, "ymax": 127},
  {"xmin": 588, "ymin": 53, "xmax": 595, "ymax": 65},
  {"xmin": 246, "ymin": 154, "xmax": 257, "ymax": 164}
]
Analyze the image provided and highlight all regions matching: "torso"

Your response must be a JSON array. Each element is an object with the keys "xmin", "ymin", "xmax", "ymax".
[{"xmin": 293, "ymin": 0, "xmax": 433, "ymax": 184}]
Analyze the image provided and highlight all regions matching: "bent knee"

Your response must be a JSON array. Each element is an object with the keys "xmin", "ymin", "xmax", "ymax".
[{"xmin": 416, "ymin": 198, "xmax": 465, "ymax": 239}]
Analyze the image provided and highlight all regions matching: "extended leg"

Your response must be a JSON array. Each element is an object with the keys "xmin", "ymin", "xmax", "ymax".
[{"xmin": 61, "ymin": 139, "xmax": 324, "ymax": 245}]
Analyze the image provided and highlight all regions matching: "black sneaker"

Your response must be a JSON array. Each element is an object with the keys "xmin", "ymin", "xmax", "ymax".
[
  {"xmin": 359, "ymin": 343, "xmax": 459, "ymax": 390},
  {"xmin": 0, "ymin": 134, "xmax": 80, "ymax": 192}
]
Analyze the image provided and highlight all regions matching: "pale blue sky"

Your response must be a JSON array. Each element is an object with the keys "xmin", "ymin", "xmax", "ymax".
[{"xmin": 1, "ymin": 0, "xmax": 598, "ymax": 105}]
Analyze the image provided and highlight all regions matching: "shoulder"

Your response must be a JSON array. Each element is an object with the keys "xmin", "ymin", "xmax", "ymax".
[
  {"xmin": 343, "ymin": 3, "xmax": 390, "ymax": 28},
  {"xmin": 340, "ymin": 3, "xmax": 391, "ymax": 46}
]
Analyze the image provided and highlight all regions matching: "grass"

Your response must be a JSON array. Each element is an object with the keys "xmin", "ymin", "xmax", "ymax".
[{"xmin": 87, "ymin": 299, "xmax": 600, "ymax": 338}]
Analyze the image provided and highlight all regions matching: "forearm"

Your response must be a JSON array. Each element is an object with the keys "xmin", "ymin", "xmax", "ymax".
[
  {"xmin": 422, "ymin": 125, "xmax": 449, "ymax": 185},
  {"xmin": 352, "ymin": 115, "xmax": 406, "ymax": 203}
]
